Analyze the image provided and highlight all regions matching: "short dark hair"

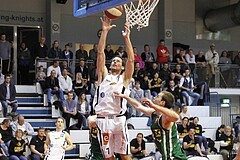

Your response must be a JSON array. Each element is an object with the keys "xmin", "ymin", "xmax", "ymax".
[
  {"xmin": 38, "ymin": 127, "xmax": 45, "ymax": 131},
  {"xmin": 112, "ymin": 55, "xmax": 126, "ymax": 67},
  {"xmin": 4, "ymin": 74, "xmax": 11, "ymax": 79},
  {"xmin": 182, "ymin": 117, "xmax": 189, "ymax": 121},
  {"xmin": 137, "ymin": 133, "xmax": 143, "ymax": 138},
  {"xmin": 65, "ymin": 43, "xmax": 70, "ymax": 47},
  {"xmin": 159, "ymin": 39, "xmax": 165, "ymax": 43},
  {"xmin": 144, "ymin": 44, "xmax": 149, "ymax": 48}
]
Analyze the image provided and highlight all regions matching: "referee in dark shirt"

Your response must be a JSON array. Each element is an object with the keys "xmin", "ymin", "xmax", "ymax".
[{"xmin": 29, "ymin": 127, "xmax": 46, "ymax": 160}]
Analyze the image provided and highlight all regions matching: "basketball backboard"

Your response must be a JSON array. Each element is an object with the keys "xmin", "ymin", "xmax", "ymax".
[{"xmin": 73, "ymin": 0, "xmax": 133, "ymax": 18}]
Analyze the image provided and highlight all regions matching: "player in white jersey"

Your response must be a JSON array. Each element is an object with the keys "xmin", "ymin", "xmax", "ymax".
[
  {"xmin": 44, "ymin": 117, "xmax": 73, "ymax": 160},
  {"xmin": 93, "ymin": 15, "xmax": 134, "ymax": 160}
]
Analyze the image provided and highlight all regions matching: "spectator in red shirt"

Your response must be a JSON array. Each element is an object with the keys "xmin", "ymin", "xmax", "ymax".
[{"xmin": 156, "ymin": 39, "xmax": 170, "ymax": 64}]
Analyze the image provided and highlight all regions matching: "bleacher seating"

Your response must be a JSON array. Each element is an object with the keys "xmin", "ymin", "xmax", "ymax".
[{"xmin": 6, "ymin": 85, "xmax": 224, "ymax": 159}]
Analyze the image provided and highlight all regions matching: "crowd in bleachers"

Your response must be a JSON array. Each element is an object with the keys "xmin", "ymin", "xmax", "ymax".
[
  {"xmin": 1, "ymin": 32, "xmax": 240, "ymax": 159},
  {"xmin": 174, "ymin": 104, "xmax": 240, "ymax": 160}
]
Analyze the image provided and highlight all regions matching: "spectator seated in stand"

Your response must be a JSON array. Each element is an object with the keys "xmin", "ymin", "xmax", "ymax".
[
  {"xmin": 45, "ymin": 70, "xmax": 64, "ymax": 107},
  {"xmin": 178, "ymin": 117, "xmax": 189, "ymax": 141},
  {"xmin": 130, "ymin": 133, "xmax": 148, "ymax": 159},
  {"xmin": 12, "ymin": 115, "xmax": 34, "ymax": 144},
  {"xmin": 0, "ymin": 74, "xmax": 18, "ymax": 117},
  {"xmin": 219, "ymin": 126, "xmax": 234, "ymax": 160},
  {"xmin": 0, "ymin": 118, "xmax": 13, "ymax": 157},
  {"xmin": 58, "ymin": 69, "xmax": 73, "ymax": 95},
  {"xmin": 77, "ymin": 93, "xmax": 90, "ymax": 129},
  {"xmin": 46, "ymin": 60, "xmax": 62, "ymax": 78},
  {"xmin": 62, "ymin": 91, "xmax": 82, "ymax": 130},
  {"xmin": 183, "ymin": 127, "xmax": 206, "ymax": 157},
  {"xmin": 189, "ymin": 117, "xmax": 209, "ymax": 154},
  {"xmin": 130, "ymin": 81, "xmax": 144, "ymax": 117},
  {"xmin": 150, "ymin": 72, "xmax": 163, "ymax": 97},
  {"xmin": 8, "ymin": 129, "xmax": 27, "ymax": 160},
  {"xmin": 139, "ymin": 74, "xmax": 152, "ymax": 100},
  {"xmin": 72, "ymin": 72, "xmax": 88, "ymax": 97},
  {"xmin": 216, "ymin": 124, "xmax": 226, "ymax": 141},
  {"xmin": 179, "ymin": 68, "xmax": 200, "ymax": 106},
  {"xmin": 36, "ymin": 65, "xmax": 46, "ymax": 92},
  {"xmin": 60, "ymin": 60, "xmax": 73, "ymax": 79},
  {"xmin": 28, "ymin": 127, "xmax": 46, "ymax": 160},
  {"xmin": 166, "ymin": 80, "xmax": 181, "ymax": 103}
]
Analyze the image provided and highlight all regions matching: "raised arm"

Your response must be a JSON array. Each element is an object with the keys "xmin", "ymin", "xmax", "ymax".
[
  {"xmin": 123, "ymin": 25, "xmax": 135, "ymax": 85},
  {"xmin": 141, "ymin": 98, "xmax": 179, "ymax": 123},
  {"xmin": 114, "ymin": 93, "xmax": 154, "ymax": 117},
  {"xmin": 97, "ymin": 16, "xmax": 116, "ymax": 83}
]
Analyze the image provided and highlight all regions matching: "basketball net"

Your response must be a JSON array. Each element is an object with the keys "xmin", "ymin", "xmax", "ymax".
[{"xmin": 124, "ymin": 0, "xmax": 159, "ymax": 31}]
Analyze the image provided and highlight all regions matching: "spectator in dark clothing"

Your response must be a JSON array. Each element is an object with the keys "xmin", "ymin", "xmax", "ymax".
[
  {"xmin": 28, "ymin": 127, "xmax": 46, "ymax": 160},
  {"xmin": 172, "ymin": 64, "xmax": 184, "ymax": 82},
  {"xmin": 0, "ymin": 119, "xmax": 13, "ymax": 145},
  {"xmin": 178, "ymin": 117, "xmax": 189, "ymax": 139},
  {"xmin": 72, "ymin": 72, "xmax": 88, "ymax": 97},
  {"xmin": 89, "ymin": 63, "xmax": 97, "ymax": 84},
  {"xmin": 166, "ymin": 80, "xmax": 181, "ymax": 102},
  {"xmin": 0, "ymin": 74, "xmax": 18, "ymax": 117},
  {"xmin": 150, "ymin": 72, "xmax": 163, "ymax": 97},
  {"xmin": 140, "ymin": 75, "xmax": 152, "ymax": 100},
  {"xmin": 195, "ymin": 51, "xmax": 207, "ymax": 82},
  {"xmin": 165, "ymin": 72, "xmax": 179, "ymax": 88},
  {"xmin": 195, "ymin": 51, "xmax": 207, "ymax": 64},
  {"xmin": 89, "ymin": 44, "xmax": 98, "ymax": 62},
  {"xmin": 104, "ymin": 44, "xmax": 114, "ymax": 61},
  {"xmin": 60, "ymin": 61, "xmax": 73, "ymax": 79},
  {"xmin": 233, "ymin": 116, "xmax": 240, "ymax": 140},
  {"xmin": 141, "ymin": 44, "xmax": 155, "ymax": 69},
  {"xmin": 18, "ymin": 42, "xmax": 31, "ymax": 85},
  {"xmin": 75, "ymin": 59, "xmax": 89, "ymax": 79},
  {"xmin": 34, "ymin": 37, "xmax": 48, "ymax": 59},
  {"xmin": 189, "ymin": 117, "xmax": 209, "ymax": 153},
  {"xmin": 130, "ymin": 133, "xmax": 147, "ymax": 159},
  {"xmin": 133, "ymin": 62, "xmax": 144, "ymax": 82},
  {"xmin": 216, "ymin": 124, "xmax": 225, "ymax": 141},
  {"xmin": 62, "ymin": 44, "xmax": 73, "ymax": 61},
  {"xmin": 159, "ymin": 63, "xmax": 171, "ymax": 82},
  {"xmin": 148, "ymin": 62, "xmax": 159, "ymax": 79},
  {"xmin": 0, "ymin": 119, "xmax": 13, "ymax": 157},
  {"xmin": 219, "ymin": 126, "xmax": 234, "ymax": 160},
  {"xmin": 48, "ymin": 40, "xmax": 62, "ymax": 59},
  {"xmin": 9, "ymin": 129, "xmax": 27, "ymax": 160},
  {"xmin": 233, "ymin": 52, "xmax": 240, "ymax": 66},
  {"xmin": 183, "ymin": 128, "xmax": 205, "ymax": 157},
  {"xmin": 76, "ymin": 44, "xmax": 88, "ymax": 60},
  {"xmin": 45, "ymin": 70, "xmax": 64, "ymax": 107}
]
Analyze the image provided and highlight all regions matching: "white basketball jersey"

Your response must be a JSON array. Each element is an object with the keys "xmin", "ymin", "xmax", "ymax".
[
  {"xmin": 93, "ymin": 74, "xmax": 130, "ymax": 115},
  {"xmin": 44, "ymin": 131, "xmax": 66, "ymax": 160}
]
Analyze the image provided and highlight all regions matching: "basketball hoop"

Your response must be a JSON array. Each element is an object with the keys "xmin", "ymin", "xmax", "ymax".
[{"xmin": 124, "ymin": 0, "xmax": 159, "ymax": 30}]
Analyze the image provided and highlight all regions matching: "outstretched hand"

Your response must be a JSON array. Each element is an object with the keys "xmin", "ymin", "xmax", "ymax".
[
  {"xmin": 141, "ymin": 98, "xmax": 154, "ymax": 107},
  {"xmin": 122, "ymin": 24, "xmax": 130, "ymax": 38},
  {"xmin": 100, "ymin": 15, "xmax": 116, "ymax": 32}
]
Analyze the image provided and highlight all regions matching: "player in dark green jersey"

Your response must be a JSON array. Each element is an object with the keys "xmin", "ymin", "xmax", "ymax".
[
  {"xmin": 115, "ymin": 91, "xmax": 187, "ymax": 160},
  {"xmin": 87, "ymin": 116, "xmax": 104, "ymax": 160}
]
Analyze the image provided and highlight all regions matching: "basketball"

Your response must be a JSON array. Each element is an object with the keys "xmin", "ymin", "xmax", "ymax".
[{"xmin": 104, "ymin": 5, "xmax": 123, "ymax": 20}]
